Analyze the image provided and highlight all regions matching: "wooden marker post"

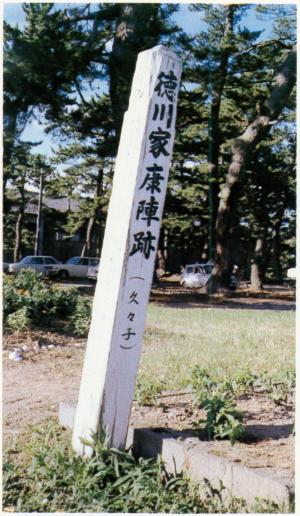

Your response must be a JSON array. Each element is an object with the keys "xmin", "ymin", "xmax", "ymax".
[{"xmin": 72, "ymin": 45, "xmax": 182, "ymax": 455}]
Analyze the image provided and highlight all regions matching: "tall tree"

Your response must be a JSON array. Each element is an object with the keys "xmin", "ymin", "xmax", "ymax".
[
  {"xmin": 210, "ymin": 47, "xmax": 296, "ymax": 289},
  {"xmin": 4, "ymin": 150, "xmax": 52, "ymax": 261},
  {"xmin": 47, "ymin": 3, "xmax": 179, "ymax": 256},
  {"xmin": 108, "ymin": 3, "xmax": 178, "ymax": 137},
  {"xmin": 165, "ymin": 4, "xmax": 268, "ymax": 268}
]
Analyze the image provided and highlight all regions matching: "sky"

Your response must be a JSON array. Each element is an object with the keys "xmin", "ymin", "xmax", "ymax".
[{"xmin": 3, "ymin": 2, "xmax": 276, "ymax": 158}]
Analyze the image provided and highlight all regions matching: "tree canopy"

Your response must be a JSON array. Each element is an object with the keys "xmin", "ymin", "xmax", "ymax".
[{"xmin": 3, "ymin": 3, "xmax": 296, "ymax": 289}]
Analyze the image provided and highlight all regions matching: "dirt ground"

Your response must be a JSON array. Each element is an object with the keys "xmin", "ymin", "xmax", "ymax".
[
  {"xmin": 150, "ymin": 280, "xmax": 296, "ymax": 311},
  {"xmin": 2, "ymin": 284, "xmax": 295, "ymax": 491}
]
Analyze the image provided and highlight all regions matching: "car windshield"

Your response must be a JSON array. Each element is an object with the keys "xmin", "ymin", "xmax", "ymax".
[
  {"xmin": 185, "ymin": 264, "xmax": 213, "ymax": 275},
  {"xmin": 44, "ymin": 257, "xmax": 59, "ymax": 264},
  {"xmin": 30, "ymin": 257, "xmax": 44, "ymax": 264},
  {"xmin": 185, "ymin": 266, "xmax": 194, "ymax": 273},
  {"xmin": 66, "ymin": 257, "xmax": 79, "ymax": 264},
  {"xmin": 78, "ymin": 258, "xmax": 90, "ymax": 265},
  {"xmin": 20, "ymin": 256, "xmax": 32, "ymax": 264}
]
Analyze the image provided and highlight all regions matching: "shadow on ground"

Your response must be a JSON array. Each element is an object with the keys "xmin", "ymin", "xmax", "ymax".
[{"xmin": 149, "ymin": 282, "xmax": 295, "ymax": 311}]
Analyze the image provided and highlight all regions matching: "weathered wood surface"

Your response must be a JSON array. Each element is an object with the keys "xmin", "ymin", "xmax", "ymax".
[{"xmin": 72, "ymin": 45, "xmax": 182, "ymax": 455}]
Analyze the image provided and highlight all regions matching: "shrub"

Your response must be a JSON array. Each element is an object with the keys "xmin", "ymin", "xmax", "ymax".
[
  {"xmin": 3, "ymin": 274, "xmax": 28, "ymax": 315},
  {"xmin": 3, "ymin": 270, "xmax": 79, "ymax": 329},
  {"xmin": 69, "ymin": 295, "xmax": 92, "ymax": 336},
  {"xmin": 6, "ymin": 307, "xmax": 31, "ymax": 331},
  {"xmin": 135, "ymin": 377, "xmax": 164, "ymax": 406},
  {"xmin": 230, "ymin": 368, "xmax": 258, "ymax": 396},
  {"xmin": 49, "ymin": 286, "xmax": 79, "ymax": 317},
  {"xmin": 260, "ymin": 369, "xmax": 296, "ymax": 407},
  {"xmin": 190, "ymin": 366, "xmax": 214, "ymax": 396},
  {"xmin": 190, "ymin": 366, "xmax": 235, "ymax": 404},
  {"xmin": 195, "ymin": 394, "xmax": 244, "ymax": 445}
]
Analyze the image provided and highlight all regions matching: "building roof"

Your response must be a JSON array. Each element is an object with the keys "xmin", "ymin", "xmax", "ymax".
[{"xmin": 9, "ymin": 191, "xmax": 78, "ymax": 215}]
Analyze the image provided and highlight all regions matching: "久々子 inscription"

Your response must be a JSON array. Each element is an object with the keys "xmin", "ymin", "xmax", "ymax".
[{"xmin": 72, "ymin": 45, "xmax": 182, "ymax": 456}]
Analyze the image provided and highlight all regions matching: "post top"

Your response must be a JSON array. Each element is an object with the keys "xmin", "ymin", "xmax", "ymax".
[{"xmin": 139, "ymin": 44, "xmax": 181, "ymax": 63}]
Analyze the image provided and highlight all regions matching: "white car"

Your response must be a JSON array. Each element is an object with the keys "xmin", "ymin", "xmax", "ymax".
[
  {"xmin": 8, "ymin": 256, "xmax": 61, "ymax": 275},
  {"xmin": 87, "ymin": 264, "xmax": 99, "ymax": 281},
  {"xmin": 287, "ymin": 268, "xmax": 296, "ymax": 280},
  {"xmin": 3, "ymin": 262, "xmax": 9, "ymax": 273},
  {"xmin": 53, "ymin": 256, "xmax": 100, "ymax": 280},
  {"xmin": 180, "ymin": 263, "xmax": 214, "ymax": 288}
]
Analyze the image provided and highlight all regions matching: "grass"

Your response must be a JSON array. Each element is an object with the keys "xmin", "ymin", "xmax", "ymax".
[
  {"xmin": 3, "ymin": 421, "xmax": 252, "ymax": 513},
  {"xmin": 138, "ymin": 304, "xmax": 295, "ymax": 389},
  {"xmin": 3, "ymin": 301, "xmax": 295, "ymax": 512},
  {"xmin": 3, "ymin": 420, "xmax": 293, "ymax": 513},
  {"xmin": 3, "ymin": 420, "xmax": 292, "ymax": 514}
]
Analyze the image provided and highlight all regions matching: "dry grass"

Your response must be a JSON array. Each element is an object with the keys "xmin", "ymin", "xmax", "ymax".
[{"xmin": 138, "ymin": 304, "xmax": 295, "ymax": 389}]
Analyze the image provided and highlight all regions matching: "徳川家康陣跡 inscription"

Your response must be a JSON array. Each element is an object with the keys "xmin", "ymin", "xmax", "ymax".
[{"xmin": 72, "ymin": 45, "xmax": 182, "ymax": 456}]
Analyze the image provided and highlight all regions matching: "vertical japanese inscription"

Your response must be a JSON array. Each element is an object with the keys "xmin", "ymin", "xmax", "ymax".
[
  {"xmin": 121, "ymin": 68, "xmax": 180, "ymax": 349},
  {"xmin": 72, "ymin": 46, "xmax": 181, "ymax": 455}
]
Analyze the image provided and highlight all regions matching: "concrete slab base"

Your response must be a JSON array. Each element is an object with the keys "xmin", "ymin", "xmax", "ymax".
[{"xmin": 59, "ymin": 402, "xmax": 293, "ymax": 510}]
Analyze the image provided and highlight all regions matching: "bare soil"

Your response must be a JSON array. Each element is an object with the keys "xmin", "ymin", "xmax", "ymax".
[
  {"xmin": 130, "ymin": 392, "xmax": 294, "ymax": 487},
  {"xmin": 3, "ymin": 325, "xmax": 294, "ymax": 489},
  {"xmin": 150, "ymin": 280, "xmax": 296, "ymax": 311}
]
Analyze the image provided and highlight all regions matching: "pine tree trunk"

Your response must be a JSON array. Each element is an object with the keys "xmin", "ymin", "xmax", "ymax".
[
  {"xmin": 152, "ymin": 259, "xmax": 160, "ymax": 287},
  {"xmin": 81, "ymin": 169, "xmax": 103, "ymax": 257},
  {"xmin": 210, "ymin": 48, "xmax": 296, "ymax": 292},
  {"xmin": 3, "ymin": 112, "xmax": 17, "ymax": 171},
  {"xmin": 34, "ymin": 172, "xmax": 44, "ymax": 255},
  {"xmin": 109, "ymin": 5, "xmax": 142, "ymax": 139},
  {"xmin": 271, "ymin": 209, "xmax": 284, "ymax": 281},
  {"xmin": 81, "ymin": 216, "xmax": 95, "ymax": 257},
  {"xmin": 14, "ymin": 211, "xmax": 23, "ymax": 262},
  {"xmin": 13, "ymin": 184, "xmax": 26, "ymax": 263},
  {"xmin": 250, "ymin": 237, "xmax": 264, "ymax": 290},
  {"xmin": 96, "ymin": 223, "xmax": 104, "ymax": 258},
  {"xmin": 208, "ymin": 6, "xmax": 234, "ymax": 225},
  {"xmin": 156, "ymin": 228, "xmax": 167, "ymax": 278},
  {"xmin": 3, "ymin": 113, "xmax": 18, "ymax": 213}
]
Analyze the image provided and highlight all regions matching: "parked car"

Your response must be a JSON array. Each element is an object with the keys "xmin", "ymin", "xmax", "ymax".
[
  {"xmin": 3, "ymin": 262, "xmax": 10, "ymax": 273},
  {"xmin": 287, "ymin": 267, "xmax": 296, "ymax": 288},
  {"xmin": 87, "ymin": 263, "xmax": 99, "ymax": 281},
  {"xmin": 8, "ymin": 256, "xmax": 61, "ymax": 275},
  {"xmin": 180, "ymin": 262, "xmax": 214, "ymax": 288},
  {"xmin": 287, "ymin": 267, "xmax": 296, "ymax": 280},
  {"xmin": 52, "ymin": 256, "xmax": 100, "ymax": 280}
]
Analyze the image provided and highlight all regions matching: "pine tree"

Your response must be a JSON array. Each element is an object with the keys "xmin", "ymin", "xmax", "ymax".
[
  {"xmin": 210, "ymin": 46, "xmax": 296, "ymax": 289},
  {"xmin": 46, "ymin": 3, "xmax": 180, "ymax": 257}
]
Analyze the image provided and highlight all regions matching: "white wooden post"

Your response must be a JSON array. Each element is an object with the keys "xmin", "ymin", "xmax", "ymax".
[{"xmin": 72, "ymin": 45, "xmax": 182, "ymax": 456}]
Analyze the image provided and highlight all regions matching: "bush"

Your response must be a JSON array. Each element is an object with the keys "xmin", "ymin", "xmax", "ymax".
[
  {"xmin": 195, "ymin": 395, "xmax": 244, "ymax": 445},
  {"xmin": 3, "ymin": 270, "xmax": 79, "ymax": 330},
  {"xmin": 6, "ymin": 307, "xmax": 31, "ymax": 331},
  {"xmin": 69, "ymin": 296, "xmax": 92, "ymax": 336},
  {"xmin": 259, "ymin": 369, "xmax": 295, "ymax": 408},
  {"xmin": 190, "ymin": 366, "xmax": 235, "ymax": 404},
  {"xmin": 135, "ymin": 377, "xmax": 164, "ymax": 406}
]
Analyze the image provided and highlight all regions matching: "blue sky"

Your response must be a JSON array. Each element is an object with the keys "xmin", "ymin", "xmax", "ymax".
[
  {"xmin": 4, "ymin": 2, "xmax": 275, "ymax": 37},
  {"xmin": 4, "ymin": 2, "xmax": 276, "ymax": 158}
]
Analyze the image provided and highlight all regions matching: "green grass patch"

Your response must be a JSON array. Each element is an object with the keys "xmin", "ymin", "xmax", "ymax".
[
  {"xmin": 3, "ymin": 304, "xmax": 295, "ymax": 512},
  {"xmin": 3, "ymin": 421, "xmax": 253, "ymax": 513},
  {"xmin": 3, "ymin": 421, "xmax": 293, "ymax": 513},
  {"xmin": 139, "ymin": 304, "xmax": 295, "ymax": 390}
]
